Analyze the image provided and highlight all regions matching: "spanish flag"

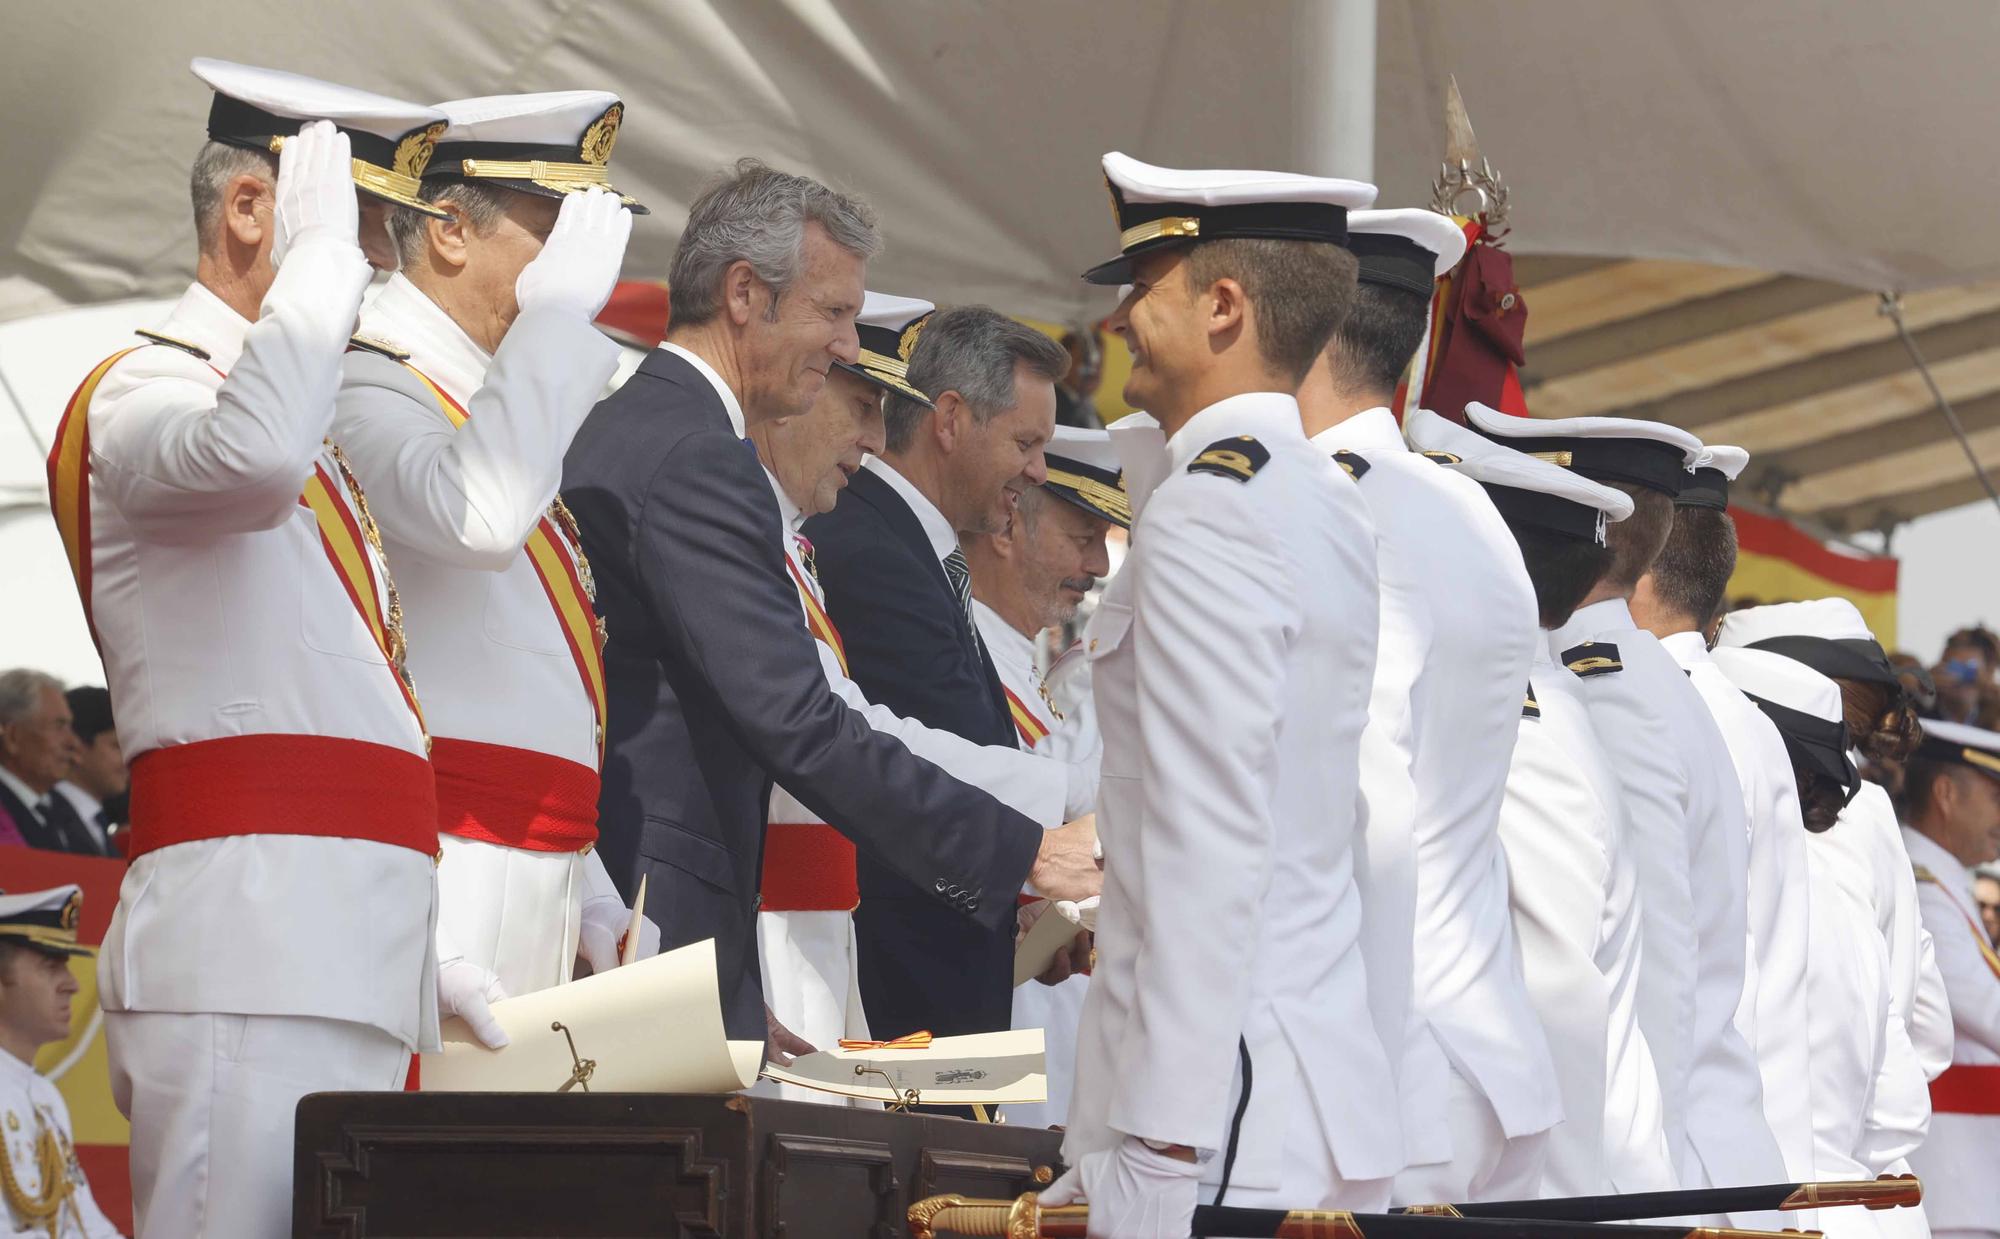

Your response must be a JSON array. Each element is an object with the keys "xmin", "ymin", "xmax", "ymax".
[{"xmin": 1727, "ymin": 506, "xmax": 1899, "ymax": 648}]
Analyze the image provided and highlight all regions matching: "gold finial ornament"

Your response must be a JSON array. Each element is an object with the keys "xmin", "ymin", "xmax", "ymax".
[{"xmin": 1430, "ymin": 76, "xmax": 1509, "ymax": 227}]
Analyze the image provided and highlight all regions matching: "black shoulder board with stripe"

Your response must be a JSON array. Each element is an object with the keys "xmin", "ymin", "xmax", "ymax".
[
  {"xmin": 1187, "ymin": 435, "xmax": 1269, "ymax": 483},
  {"xmin": 1522, "ymin": 682, "xmax": 1541, "ymax": 719},
  {"xmin": 1563, "ymin": 641, "xmax": 1623, "ymax": 677},
  {"xmin": 1332, "ymin": 449, "xmax": 1371, "ymax": 480},
  {"xmin": 347, "ymin": 334, "xmax": 412, "ymax": 362},
  {"xmin": 134, "ymin": 329, "xmax": 211, "ymax": 361}
]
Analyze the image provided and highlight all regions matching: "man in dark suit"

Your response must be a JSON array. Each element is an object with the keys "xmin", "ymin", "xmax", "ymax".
[
  {"xmin": 804, "ymin": 306, "xmax": 1070, "ymax": 1040},
  {"xmin": 0, "ymin": 669, "xmax": 94, "ymax": 853},
  {"xmin": 561, "ymin": 160, "xmax": 1100, "ymax": 1049}
]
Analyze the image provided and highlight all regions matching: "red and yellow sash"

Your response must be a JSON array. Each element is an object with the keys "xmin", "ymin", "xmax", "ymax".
[
  {"xmin": 786, "ymin": 553, "xmax": 848, "ymax": 675},
  {"xmin": 1004, "ymin": 684, "xmax": 1051, "ymax": 748},
  {"xmin": 47, "ymin": 348, "xmax": 144, "ymax": 644},
  {"xmin": 300, "ymin": 450, "xmax": 425, "ymax": 727},
  {"xmin": 399, "ymin": 365, "xmax": 608, "ymax": 758},
  {"xmin": 1914, "ymin": 863, "xmax": 2000, "ymax": 984}
]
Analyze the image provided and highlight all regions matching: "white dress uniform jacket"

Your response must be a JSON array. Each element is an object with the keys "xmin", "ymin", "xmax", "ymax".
[
  {"xmin": 1659, "ymin": 632, "xmax": 1816, "ymax": 1185},
  {"xmin": 77, "ymin": 269, "xmax": 438, "ymax": 1047},
  {"xmin": 979, "ymin": 599, "xmax": 1100, "ymax": 1131},
  {"xmin": 1502, "ymin": 644, "xmax": 1676, "ymax": 1196},
  {"xmin": 1, "ymin": 1048, "xmax": 119, "ymax": 1239},
  {"xmin": 335, "ymin": 273, "xmax": 624, "ymax": 997},
  {"xmin": 755, "ymin": 471, "xmax": 1075, "ymax": 1101},
  {"xmin": 1552, "ymin": 601, "xmax": 1783, "ymax": 1198},
  {"xmin": 1903, "ymin": 826, "xmax": 2000, "ymax": 1238},
  {"xmin": 1315, "ymin": 411, "xmax": 1560, "ymax": 1198},
  {"xmin": 1066, "ymin": 393, "xmax": 1403, "ymax": 1210}
]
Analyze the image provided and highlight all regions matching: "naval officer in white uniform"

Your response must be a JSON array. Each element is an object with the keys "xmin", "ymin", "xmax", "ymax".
[
  {"xmin": 333, "ymin": 92, "xmax": 652, "ymax": 1011},
  {"xmin": 1045, "ymin": 152, "xmax": 1399, "ymax": 1237},
  {"xmin": 50, "ymin": 61, "xmax": 449, "ymax": 1236},
  {"xmin": 1298, "ymin": 211, "xmax": 1560, "ymax": 1202},
  {"xmin": 1405, "ymin": 411, "xmax": 1676, "ymax": 1199},
  {"xmin": 1628, "ymin": 446, "xmax": 1817, "ymax": 1201},
  {"xmin": 748, "ymin": 293, "xmax": 1085, "ymax": 1091},
  {"xmin": 966, "ymin": 425, "xmax": 1126, "ymax": 1129},
  {"xmin": 1474, "ymin": 407, "xmax": 1785, "ymax": 1215}
]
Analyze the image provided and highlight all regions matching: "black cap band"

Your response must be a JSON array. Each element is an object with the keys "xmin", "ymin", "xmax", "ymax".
[
  {"xmin": 1744, "ymin": 693, "xmax": 1859, "ymax": 803},
  {"xmin": 1676, "ymin": 465, "xmax": 1732, "ymax": 511},
  {"xmin": 1481, "ymin": 483, "xmax": 1604, "ymax": 544},
  {"xmin": 1746, "ymin": 634, "xmax": 1898, "ymax": 688},
  {"xmin": 1485, "ymin": 432, "xmax": 1691, "ymax": 496},
  {"xmin": 1084, "ymin": 196, "xmax": 1350, "ymax": 284},
  {"xmin": 1350, "ymin": 232, "xmax": 1438, "ymax": 298}
]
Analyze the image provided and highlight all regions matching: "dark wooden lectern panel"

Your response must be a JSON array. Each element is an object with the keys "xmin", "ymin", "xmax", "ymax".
[{"xmin": 295, "ymin": 1093, "xmax": 1066, "ymax": 1238}]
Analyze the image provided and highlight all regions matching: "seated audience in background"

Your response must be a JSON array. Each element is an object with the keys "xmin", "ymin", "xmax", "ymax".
[
  {"xmin": 1933, "ymin": 625, "xmax": 2000, "ymax": 724},
  {"xmin": 0, "ymin": 670, "xmax": 96, "ymax": 854},
  {"xmin": 54, "ymin": 686, "xmax": 126, "ymax": 855},
  {"xmin": 1052, "ymin": 324, "xmax": 1103, "ymax": 429},
  {"xmin": 1977, "ymin": 869, "xmax": 2000, "ymax": 947}
]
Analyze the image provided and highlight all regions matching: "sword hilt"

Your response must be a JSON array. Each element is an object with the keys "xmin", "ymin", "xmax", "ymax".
[{"xmin": 907, "ymin": 1193, "xmax": 1089, "ymax": 1238}]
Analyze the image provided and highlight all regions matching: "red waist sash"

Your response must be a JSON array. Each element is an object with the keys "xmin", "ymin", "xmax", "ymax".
[
  {"xmin": 431, "ymin": 737, "xmax": 599, "ymax": 853},
  {"xmin": 129, "ymin": 734, "xmax": 436, "ymax": 860},
  {"xmin": 761, "ymin": 822, "xmax": 858, "ymax": 912},
  {"xmin": 1931, "ymin": 1064, "xmax": 2000, "ymax": 1115}
]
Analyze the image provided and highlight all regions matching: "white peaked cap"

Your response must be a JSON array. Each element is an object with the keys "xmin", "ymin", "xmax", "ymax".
[
  {"xmin": 191, "ymin": 58, "xmax": 445, "ymax": 138},
  {"xmin": 1101, "ymin": 151, "xmax": 1378, "ymax": 209},
  {"xmin": 1406, "ymin": 407, "xmax": 1633, "ymax": 544},
  {"xmin": 433, "ymin": 90, "xmax": 621, "ymax": 143},
  {"xmin": 1349, "ymin": 208, "xmax": 1470, "ymax": 281},
  {"xmin": 1719, "ymin": 598, "xmax": 1878, "ymax": 647},
  {"xmin": 1695, "ymin": 445, "xmax": 1751, "ymax": 481},
  {"xmin": 1713, "ymin": 646, "xmax": 1844, "ymax": 723}
]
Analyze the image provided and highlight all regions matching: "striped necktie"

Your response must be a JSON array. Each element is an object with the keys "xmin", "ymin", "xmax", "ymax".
[{"xmin": 943, "ymin": 548, "xmax": 977, "ymax": 633}]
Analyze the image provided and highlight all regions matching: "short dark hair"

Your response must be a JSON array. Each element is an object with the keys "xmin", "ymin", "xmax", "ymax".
[
  {"xmin": 1899, "ymin": 756, "xmax": 1957, "ymax": 819},
  {"xmin": 1512, "ymin": 523, "xmax": 1615, "ymax": 629},
  {"xmin": 1182, "ymin": 237, "xmax": 1358, "ymax": 383},
  {"xmin": 883, "ymin": 306, "xmax": 1069, "ymax": 453},
  {"xmin": 1326, "ymin": 281, "xmax": 1430, "ymax": 397},
  {"xmin": 1602, "ymin": 485, "xmax": 1675, "ymax": 593},
  {"xmin": 386, "ymin": 179, "xmax": 516, "ymax": 267},
  {"xmin": 1646, "ymin": 506, "xmax": 1737, "ymax": 631},
  {"xmin": 65, "ymin": 686, "xmax": 113, "ymax": 745}
]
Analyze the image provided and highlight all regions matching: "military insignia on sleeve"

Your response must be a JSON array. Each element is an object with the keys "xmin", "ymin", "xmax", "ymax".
[
  {"xmin": 1187, "ymin": 435, "xmax": 1269, "ymax": 482},
  {"xmin": 1563, "ymin": 641, "xmax": 1623, "ymax": 677},
  {"xmin": 1522, "ymin": 683, "xmax": 1541, "ymax": 719},
  {"xmin": 1419, "ymin": 450, "xmax": 1462, "ymax": 466},
  {"xmin": 347, "ymin": 335, "xmax": 413, "ymax": 362},
  {"xmin": 133, "ymin": 329, "xmax": 212, "ymax": 361},
  {"xmin": 1332, "ymin": 449, "xmax": 1370, "ymax": 480}
]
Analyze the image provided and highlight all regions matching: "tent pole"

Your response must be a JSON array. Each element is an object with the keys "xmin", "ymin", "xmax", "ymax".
[{"xmin": 1292, "ymin": 0, "xmax": 1377, "ymax": 181}]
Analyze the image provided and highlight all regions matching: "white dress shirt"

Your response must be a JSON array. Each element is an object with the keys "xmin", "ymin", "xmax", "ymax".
[{"xmin": 1067, "ymin": 392, "xmax": 1401, "ymax": 1209}]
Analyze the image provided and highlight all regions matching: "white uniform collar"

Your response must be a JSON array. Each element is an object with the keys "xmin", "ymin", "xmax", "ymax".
[
  {"xmin": 1902, "ymin": 824, "xmax": 1976, "ymax": 898},
  {"xmin": 0, "ymin": 1040, "xmax": 36, "ymax": 1081},
  {"xmin": 972, "ymin": 598, "xmax": 1036, "ymax": 680},
  {"xmin": 1658, "ymin": 629, "xmax": 1713, "ymax": 665},
  {"xmin": 659, "ymin": 342, "xmax": 747, "ymax": 438},
  {"xmin": 1553, "ymin": 596, "xmax": 1637, "ymax": 655},
  {"xmin": 0, "ymin": 764, "xmax": 47, "ymax": 815},
  {"xmin": 156, "ymin": 280, "xmax": 252, "ymax": 373},
  {"xmin": 864, "ymin": 456, "xmax": 957, "ymax": 561},
  {"xmin": 1530, "ymin": 633, "xmax": 1556, "ymax": 668},
  {"xmin": 1308, "ymin": 406, "xmax": 1406, "ymax": 455},
  {"xmin": 1163, "ymin": 391, "xmax": 1307, "ymax": 475},
  {"xmin": 363, "ymin": 273, "xmax": 493, "ymax": 403},
  {"xmin": 760, "ymin": 464, "xmax": 806, "ymax": 535}
]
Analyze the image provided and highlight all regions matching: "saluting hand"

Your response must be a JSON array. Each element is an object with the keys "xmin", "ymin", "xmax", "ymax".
[
  {"xmin": 515, "ymin": 187, "xmax": 634, "ymax": 321},
  {"xmin": 1029, "ymin": 815, "xmax": 1104, "ymax": 904},
  {"xmin": 271, "ymin": 119, "xmax": 358, "ymax": 269}
]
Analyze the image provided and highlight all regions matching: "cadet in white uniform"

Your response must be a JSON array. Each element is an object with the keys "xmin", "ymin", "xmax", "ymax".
[
  {"xmin": 1047, "ymin": 153, "xmax": 1399, "ymax": 1237},
  {"xmin": 1896, "ymin": 720, "xmax": 2000, "ymax": 1239},
  {"xmin": 748, "ymin": 294, "xmax": 1084, "ymax": 1094},
  {"xmin": 1299, "ymin": 211, "xmax": 1560, "ymax": 1201},
  {"xmin": 966, "ymin": 425, "xmax": 1126, "ymax": 1130},
  {"xmin": 1474, "ymin": 407, "xmax": 1785, "ymax": 1210},
  {"xmin": 332, "ymin": 92, "xmax": 652, "ymax": 1009},
  {"xmin": 1629, "ymin": 447, "xmax": 1817, "ymax": 1196},
  {"xmin": 1406, "ymin": 411, "xmax": 1677, "ymax": 1198},
  {"xmin": 0, "ymin": 887, "xmax": 118, "ymax": 1239},
  {"xmin": 47, "ymin": 62, "xmax": 451, "ymax": 1236}
]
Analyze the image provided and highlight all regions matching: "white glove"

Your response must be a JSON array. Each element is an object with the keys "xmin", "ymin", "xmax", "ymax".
[
  {"xmin": 1055, "ymin": 895, "xmax": 1099, "ymax": 933},
  {"xmin": 514, "ymin": 187, "xmax": 633, "ymax": 320},
  {"xmin": 437, "ymin": 959, "xmax": 511, "ymax": 1049},
  {"xmin": 1039, "ymin": 1136, "xmax": 1202, "ymax": 1239},
  {"xmin": 271, "ymin": 120, "xmax": 358, "ymax": 269},
  {"xmin": 577, "ymin": 897, "xmax": 661, "ymax": 974}
]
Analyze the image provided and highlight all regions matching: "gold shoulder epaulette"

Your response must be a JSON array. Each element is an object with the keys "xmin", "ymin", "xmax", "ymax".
[
  {"xmin": 1912, "ymin": 864, "xmax": 1937, "ymax": 884},
  {"xmin": 1522, "ymin": 682, "xmax": 1541, "ymax": 719},
  {"xmin": 1563, "ymin": 641, "xmax": 1623, "ymax": 677},
  {"xmin": 133, "ymin": 329, "xmax": 211, "ymax": 361},
  {"xmin": 347, "ymin": 334, "xmax": 412, "ymax": 362},
  {"xmin": 1332, "ymin": 449, "xmax": 1371, "ymax": 481},
  {"xmin": 1187, "ymin": 435, "xmax": 1269, "ymax": 483},
  {"xmin": 1419, "ymin": 449, "xmax": 1462, "ymax": 466}
]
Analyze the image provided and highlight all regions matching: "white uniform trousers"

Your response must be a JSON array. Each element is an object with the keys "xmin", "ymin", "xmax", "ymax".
[
  {"xmin": 106, "ymin": 1010, "xmax": 408, "ymax": 1238},
  {"xmin": 1199, "ymin": 1070, "xmax": 1394, "ymax": 1213},
  {"xmin": 1391, "ymin": 1061, "xmax": 1550, "ymax": 1205},
  {"xmin": 435, "ymin": 834, "xmax": 585, "ymax": 997},
  {"xmin": 752, "ymin": 909, "xmax": 875, "ymax": 1107},
  {"xmin": 1008, "ymin": 973, "xmax": 1090, "ymax": 1129}
]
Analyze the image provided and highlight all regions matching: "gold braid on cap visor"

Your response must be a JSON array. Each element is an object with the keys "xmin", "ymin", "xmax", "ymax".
[
  {"xmin": 459, "ymin": 158, "xmax": 614, "ymax": 194},
  {"xmin": 854, "ymin": 348, "xmax": 931, "ymax": 404},
  {"xmin": 1043, "ymin": 466, "xmax": 1133, "ymax": 526}
]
